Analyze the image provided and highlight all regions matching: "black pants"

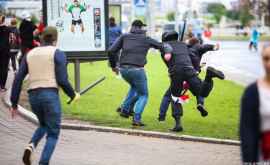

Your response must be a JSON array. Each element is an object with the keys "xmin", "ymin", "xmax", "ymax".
[
  {"xmin": 169, "ymin": 68, "xmax": 213, "ymax": 117},
  {"xmin": 0, "ymin": 49, "xmax": 10, "ymax": 89},
  {"xmin": 170, "ymin": 68, "xmax": 213, "ymax": 98},
  {"xmin": 9, "ymin": 51, "xmax": 18, "ymax": 71}
]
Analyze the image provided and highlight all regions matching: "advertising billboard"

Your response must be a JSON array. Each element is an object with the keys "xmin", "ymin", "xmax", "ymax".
[{"xmin": 43, "ymin": 0, "xmax": 108, "ymax": 59}]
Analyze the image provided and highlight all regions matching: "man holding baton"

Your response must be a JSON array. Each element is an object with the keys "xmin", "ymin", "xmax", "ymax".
[{"xmin": 10, "ymin": 26, "xmax": 80, "ymax": 165}]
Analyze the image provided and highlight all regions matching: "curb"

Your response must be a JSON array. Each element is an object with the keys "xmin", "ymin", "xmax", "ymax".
[{"xmin": 3, "ymin": 89, "xmax": 240, "ymax": 146}]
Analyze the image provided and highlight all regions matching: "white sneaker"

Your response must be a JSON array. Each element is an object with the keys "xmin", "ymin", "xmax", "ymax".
[{"xmin": 23, "ymin": 143, "xmax": 34, "ymax": 165}]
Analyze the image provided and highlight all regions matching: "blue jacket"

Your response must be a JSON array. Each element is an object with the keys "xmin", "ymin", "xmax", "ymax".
[
  {"xmin": 240, "ymin": 82, "xmax": 260, "ymax": 162},
  {"xmin": 109, "ymin": 26, "xmax": 122, "ymax": 46},
  {"xmin": 10, "ymin": 48, "xmax": 75, "ymax": 108}
]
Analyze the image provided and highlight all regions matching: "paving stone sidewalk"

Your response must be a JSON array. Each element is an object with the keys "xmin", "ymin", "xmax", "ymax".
[{"xmin": 0, "ymin": 72, "xmax": 241, "ymax": 165}]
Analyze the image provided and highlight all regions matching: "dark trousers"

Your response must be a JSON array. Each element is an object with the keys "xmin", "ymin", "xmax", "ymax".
[
  {"xmin": 9, "ymin": 51, "xmax": 18, "ymax": 71},
  {"xmin": 159, "ymin": 88, "xmax": 183, "ymax": 118},
  {"xmin": 160, "ymin": 68, "xmax": 213, "ymax": 119},
  {"xmin": 170, "ymin": 69, "xmax": 213, "ymax": 98},
  {"xmin": 0, "ymin": 48, "xmax": 10, "ymax": 89}
]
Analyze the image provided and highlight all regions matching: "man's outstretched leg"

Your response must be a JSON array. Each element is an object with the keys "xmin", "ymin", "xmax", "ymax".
[{"xmin": 188, "ymin": 66, "xmax": 225, "ymax": 117}]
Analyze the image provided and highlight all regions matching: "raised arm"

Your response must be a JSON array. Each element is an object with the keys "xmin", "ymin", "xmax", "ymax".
[{"xmin": 198, "ymin": 43, "xmax": 219, "ymax": 55}]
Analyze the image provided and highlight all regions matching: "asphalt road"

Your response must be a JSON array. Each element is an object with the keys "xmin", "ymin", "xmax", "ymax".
[{"xmin": 202, "ymin": 41, "xmax": 266, "ymax": 85}]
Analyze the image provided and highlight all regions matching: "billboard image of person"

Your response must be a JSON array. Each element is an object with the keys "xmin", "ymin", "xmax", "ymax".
[
  {"xmin": 45, "ymin": 0, "xmax": 107, "ymax": 52},
  {"xmin": 63, "ymin": 0, "xmax": 89, "ymax": 33}
]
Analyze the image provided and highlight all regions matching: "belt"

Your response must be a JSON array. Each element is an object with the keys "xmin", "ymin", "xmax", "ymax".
[
  {"xmin": 28, "ymin": 87, "xmax": 58, "ymax": 94},
  {"xmin": 120, "ymin": 64, "xmax": 144, "ymax": 68}
]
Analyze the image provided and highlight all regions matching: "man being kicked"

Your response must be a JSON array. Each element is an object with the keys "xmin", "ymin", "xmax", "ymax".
[
  {"xmin": 159, "ymin": 31, "xmax": 224, "ymax": 132},
  {"xmin": 158, "ymin": 37, "xmax": 221, "ymax": 122},
  {"xmin": 10, "ymin": 27, "xmax": 80, "ymax": 165}
]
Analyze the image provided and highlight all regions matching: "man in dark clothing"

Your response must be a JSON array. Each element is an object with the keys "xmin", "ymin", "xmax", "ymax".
[
  {"xmin": 109, "ymin": 17, "xmax": 122, "ymax": 67},
  {"xmin": 0, "ymin": 14, "xmax": 11, "ymax": 92},
  {"xmin": 10, "ymin": 27, "xmax": 80, "ymax": 165},
  {"xmin": 188, "ymin": 37, "xmax": 219, "ymax": 72},
  {"xmin": 158, "ymin": 31, "xmax": 224, "ymax": 132},
  {"xmin": 108, "ymin": 20, "xmax": 172, "ymax": 126},
  {"xmin": 9, "ymin": 17, "xmax": 20, "ymax": 72},
  {"xmin": 19, "ymin": 11, "xmax": 37, "ymax": 64},
  {"xmin": 158, "ymin": 37, "xmax": 220, "ymax": 123}
]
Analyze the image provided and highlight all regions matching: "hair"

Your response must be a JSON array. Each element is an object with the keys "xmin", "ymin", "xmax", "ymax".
[
  {"xmin": 10, "ymin": 18, "xmax": 17, "ymax": 26},
  {"xmin": 188, "ymin": 37, "xmax": 200, "ymax": 46},
  {"xmin": 42, "ymin": 34, "xmax": 56, "ymax": 45},
  {"xmin": 0, "ymin": 14, "xmax": 5, "ymax": 24},
  {"xmin": 109, "ymin": 17, "xmax": 116, "ymax": 27}
]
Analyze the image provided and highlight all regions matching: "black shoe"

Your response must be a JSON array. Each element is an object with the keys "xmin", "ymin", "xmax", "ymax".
[
  {"xmin": 170, "ymin": 126, "xmax": 183, "ymax": 132},
  {"xmin": 158, "ymin": 115, "xmax": 166, "ymax": 122},
  {"xmin": 206, "ymin": 66, "xmax": 225, "ymax": 80},
  {"xmin": 132, "ymin": 121, "xmax": 146, "ymax": 127},
  {"xmin": 128, "ymin": 111, "xmax": 134, "ymax": 117},
  {"xmin": 197, "ymin": 104, "xmax": 208, "ymax": 117},
  {"xmin": 23, "ymin": 143, "xmax": 34, "ymax": 165},
  {"xmin": 116, "ymin": 107, "xmax": 121, "ymax": 113},
  {"xmin": 120, "ymin": 111, "xmax": 130, "ymax": 118}
]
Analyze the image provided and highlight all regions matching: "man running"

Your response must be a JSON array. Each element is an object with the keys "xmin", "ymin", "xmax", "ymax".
[{"xmin": 10, "ymin": 27, "xmax": 80, "ymax": 165}]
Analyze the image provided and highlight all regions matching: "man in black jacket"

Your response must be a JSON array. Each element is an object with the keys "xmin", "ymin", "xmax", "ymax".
[
  {"xmin": 108, "ymin": 20, "xmax": 172, "ymax": 126},
  {"xmin": 19, "ymin": 11, "xmax": 38, "ymax": 64},
  {"xmin": 158, "ymin": 31, "xmax": 224, "ymax": 132},
  {"xmin": 158, "ymin": 37, "xmax": 221, "ymax": 123},
  {"xmin": 0, "ymin": 14, "xmax": 11, "ymax": 92}
]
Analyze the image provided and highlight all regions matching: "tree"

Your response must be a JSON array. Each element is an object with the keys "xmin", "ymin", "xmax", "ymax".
[
  {"xmin": 239, "ymin": 4, "xmax": 254, "ymax": 27},
  {"xmin": 226, "ymin": 10, "xmax": 240, "ymax": 21},
  {"xmin": 207, "ymin": 3, "xmax": 226, "ymax": 24},
  {"xmin": 166, "ymin": 11, "xmax": 175, "ymax": 22}
]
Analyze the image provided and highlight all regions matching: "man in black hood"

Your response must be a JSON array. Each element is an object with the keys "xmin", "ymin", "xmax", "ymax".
[
  {"xmin": 108, "ymin": 20, "xmax": 172, "ymax": 126},
  {"xmin": 19, "ymin": 11, "xmax": 37, "ymax": 64},
  {"xmin": 158, "ymin": 31, "xmax": 225, "ymax": 132}
]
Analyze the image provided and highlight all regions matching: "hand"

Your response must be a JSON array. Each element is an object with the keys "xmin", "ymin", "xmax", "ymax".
[
  {"xmin": 214, "ymin": 43, "xmax": 220, "ymax": 51},
  {"xmin": 9, "ymin": 107, "xmax": 18, "ymax": 119},
  {"xmin": 112, "ymin": 68, "xmax": 119, "ymax": 75},
  {"xmin": 164, "ymin": 53, "xmax": 172, "ymax": 61},
  {"xmin": 67, "ymin": 92, "xmax": 80, "ymax": 105}
]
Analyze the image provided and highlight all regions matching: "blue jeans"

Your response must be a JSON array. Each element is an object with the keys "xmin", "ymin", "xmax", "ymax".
[
  {"xmin": 28, "ymin": 89, "xmax": 61, "ymax": 165},
  {"xmin": 120, "ymin": 67, "xmax": 148, "ymax": 122}
]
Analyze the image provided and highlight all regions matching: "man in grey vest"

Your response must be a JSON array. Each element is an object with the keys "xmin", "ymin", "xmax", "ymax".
[{"xmin": 10, "ymin": 26, "xmax": 80, "ymax": 165}]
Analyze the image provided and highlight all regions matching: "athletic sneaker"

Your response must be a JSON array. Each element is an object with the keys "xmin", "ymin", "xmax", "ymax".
[
  {"xmin": 197, "ymin": 104, "xmax": 208, "ymax": 117},
  {"xmin": 116, "ymin": 107, "xmax": 121, "ymax": 113},
  {"xmin": 170, "ymin": 126, "xmax": 183, "ymax": 132},
  {"xmin": 23, "ymin": 143, "xmax": 34, "ymax": 165},
  {"xmin": 158, "ymin": 115, "xmax": 166, "ymax": 122},
  {"xmin": 206, "ymin": 66, "xmax": 225, "ymax": 80},
  {"xmin": 132, "ymin": 121, "xmax": 146, "ymax": 127},
  {"xmin": 120, "ymin": 111, "xmax": 129, "ymax": 118}
]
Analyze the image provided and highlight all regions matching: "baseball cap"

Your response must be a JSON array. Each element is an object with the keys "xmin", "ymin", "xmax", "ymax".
[
  {"xmin": 21, "ymin": 11, "xmax": 31, "ymax": 20},
  {"xmin": 131, "ymin": 20, "xmax": 147, "ymax": 27},
  {"xmin": 41, "ymin": 26, "xmax": 58, "ymax": 42}
]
